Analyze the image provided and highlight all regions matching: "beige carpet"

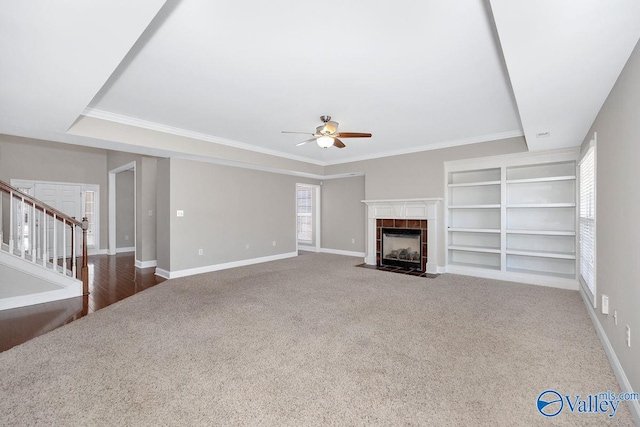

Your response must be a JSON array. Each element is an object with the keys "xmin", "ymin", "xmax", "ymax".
[{"xmin": 0, "ymin": 253, "xmax": 634, "ymax": 426}]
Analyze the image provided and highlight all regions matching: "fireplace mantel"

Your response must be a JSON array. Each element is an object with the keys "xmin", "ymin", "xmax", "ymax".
[{"xmin": 362, "ymin": 198, "xmax": 442, "ymax": 274}]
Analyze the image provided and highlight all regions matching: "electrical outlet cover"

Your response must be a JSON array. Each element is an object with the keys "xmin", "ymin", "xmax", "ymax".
[{"xmin": 601, "ymin": 295, "xmax": 609, "ymax": 315}]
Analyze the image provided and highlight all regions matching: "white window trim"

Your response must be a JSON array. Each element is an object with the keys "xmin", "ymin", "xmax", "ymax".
[
  {"xmin": 295, "ymin": 183, "xmax": 321, "ymax": 252},
  {"xmin": 578, "ymin": 136, "xmax": 597, "ymax": 308}
]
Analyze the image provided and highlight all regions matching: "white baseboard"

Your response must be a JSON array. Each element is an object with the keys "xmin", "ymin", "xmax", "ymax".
[
  {"xmin": 155, "ymin": 268, "xmax": 170, "ymax": 279},
  {"xmin": 115, "ymin": 247, "xmax": 135, "ymax": 254},
  {"xmin": 319, "ymin": 248, "xmax": 366, "ymax": 258},
  {"xmin": 135, "ymin": 259, "xmax": 157, "ymax": 269},
  {"xmin": 155, "ymin": 252, "xmax": 298, "ymax": 279},
  {"xmin": 297, "ymin": 245, "xmax": 318, "ymax": 253},
  {"xmin": 580, "ymin": 287, "xmax": 640, "ymax": 424},
  {"xmin": 445, "ymin": 264, "xmax": 579, "ymax": 290},
  {"xmin": 88, "ymin": 249, "xmax": 108, "ymax": 256}
]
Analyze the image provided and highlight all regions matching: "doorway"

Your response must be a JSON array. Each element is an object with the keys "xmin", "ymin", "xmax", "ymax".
[{"xmin": 108, "ymin": 162, "xmax": 136, "ymax": 258}]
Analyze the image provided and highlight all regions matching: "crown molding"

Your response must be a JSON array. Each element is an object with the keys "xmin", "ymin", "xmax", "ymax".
[
  {"xmin": 82, "ymin": 108, "xmax": 524, "ymax": 168},
  {"xmin": 325, "ymin": 130, "xmax": 525, "ymax": 165},
  {"xmin": 82, "ymin": 108, "xmax": 327, "ymax": 166}
]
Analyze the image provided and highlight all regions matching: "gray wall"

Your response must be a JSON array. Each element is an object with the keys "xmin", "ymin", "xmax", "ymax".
[
  {"xmin": 115, "ymin": 170, "xmax": 135, "ymax": 249},
  {"xmin": 157, "ymin": 158, "xmax": 318, "ymax": 273},
  {"xmin": 580, "ymin": 39, "xmax": 640, "ymax": 396},
  {"xmin": 325, "ymin": 137, "xmax": 527, "ymax": 200},
  {"xmin": 321, "ymin": 176, "xmax": 366, "ymax": 253},
  {"xmin": 0, "ymin": 134, "xmax": 108, "ymax": 249}
]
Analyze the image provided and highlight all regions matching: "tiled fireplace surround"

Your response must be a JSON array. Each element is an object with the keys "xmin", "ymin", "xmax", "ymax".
[
  {"xmin": 376, "ymin": 219, "xmax": 428, "ymax": 272},
  {"xmin": 362, "ymin": 199, "xmax": 441, "ymax": 274}
]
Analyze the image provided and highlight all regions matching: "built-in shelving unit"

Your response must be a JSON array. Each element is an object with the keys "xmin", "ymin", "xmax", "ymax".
[{"xmin": 444, "ymin": 148, "xmax": 579, "ymax": 289}]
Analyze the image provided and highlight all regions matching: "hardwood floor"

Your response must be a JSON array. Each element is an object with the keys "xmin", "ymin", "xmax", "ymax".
[{"xmin": 0, "ymin": 253, "xmax": 165, "ymax": 352}]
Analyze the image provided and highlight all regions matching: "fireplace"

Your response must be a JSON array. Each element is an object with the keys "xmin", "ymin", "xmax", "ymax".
[
  {"xmin": 363, "ymin": 199, "xmax": 441, "ymax": 274},
  {"xmin": 376, "ymin": 219, "xmax": 428, "ymax": 272},
  {"xmin": 381, "ymin": 228, "xmax": 421, "ymax": 269}
]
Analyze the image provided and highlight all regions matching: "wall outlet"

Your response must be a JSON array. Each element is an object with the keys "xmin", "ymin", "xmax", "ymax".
[
  {"xmin": 124, "ymin": 235, "xmax": 129, "ymax": 241},
  {"xmin": 272, "ymin": 241, "xmax": 276, "ymax": 247},
  {"xmin": 351, "ymin": 238, "xmax": 355, "ymax": 244},
  {"xmin": 177, "ymin": 210, "xmax": 184, "ymax": 217},
  {"xmin": 626, "ymin": 325, "xmax": 631, "ymax": 347},
  {"xmin": 148, "ymin": 210, "xmax": 153, "ymax": 217},
  {"xmin": 245, "ymin": 244, "xmax": 250, "ymax": 249},
  {"xmin": 614, "ymin": 310, "xmax": 618, "ymax": 325},
  {"xmin": 601, "ymin": 294, "xmax": 609, "ymax": 315},
  {"xmin": 198, "ymin": 249, "xmax": 203, "ymax": 255}
]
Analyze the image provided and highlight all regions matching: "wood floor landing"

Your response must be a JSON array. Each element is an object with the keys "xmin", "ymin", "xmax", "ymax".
[{"xmin": 0, "ymin": 253, "xmax": 165, "ymax": 352}]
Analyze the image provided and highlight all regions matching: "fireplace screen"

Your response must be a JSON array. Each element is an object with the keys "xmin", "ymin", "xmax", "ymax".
[{"xmin": 381, "ymin": 228, "xmax": 421, "ymax": 269}]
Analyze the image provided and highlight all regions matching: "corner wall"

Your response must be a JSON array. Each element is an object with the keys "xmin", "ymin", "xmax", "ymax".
[
  {"xmin": 580, "ymin": 38, "xmax": 640, "ymax": 408},
  {"xmin": 156, "ymin": 158, "xmax": 319, "ymax": 276},
  {"xmin": 321, "ymin": 176, "xmax": 366, "ymax": 255}
]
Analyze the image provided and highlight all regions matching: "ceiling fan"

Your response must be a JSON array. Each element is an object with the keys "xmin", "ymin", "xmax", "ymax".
[{"xmin": 282, "ymin": 116, "xmax": 372, "ymax": 149}]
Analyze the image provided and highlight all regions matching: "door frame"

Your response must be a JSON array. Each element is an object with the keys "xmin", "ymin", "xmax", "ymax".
[{"xmin": 108, "ymin": 161, "xmax": 136, "ymax": 258}]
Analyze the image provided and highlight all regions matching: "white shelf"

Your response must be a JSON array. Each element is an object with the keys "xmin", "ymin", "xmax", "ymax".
[
  {"xmin": 449, "ymin": 261, "xmax": 501, "ymax": 271},
  {"xmin": 506, "ymin": 203, "xmax": 576, "ymax": 208},
  {"xmin": 505, "ymin": 267, "xmax": 575, "ymax": 280},
  {"xmin": 448, "ymin": 204, "xmax": 501, "ymax": 209},
  {"xmin": 448, "ymin": 228, "xmax": 501, "ymax": 234},
  {"xmin": 506, "ymin": 249, "xmax": 575, "ymax": 259},
  {"xmin": 448, "ymin": 180, "xmax": 500, "ymax": 188},
  {"xmin": 506, "ymin": 229, "xmax": 575, "ymax": 236},
  {"xmin": 446, "ymin": 153, "xmax": 578, "ymax": 288},
  {"xmin": 449, "ymin": 245, "xmax": 501, "ymax": 254},
  {"xmin": 506, "ymin": 175, "xmax": 576, "ymax": 184}
]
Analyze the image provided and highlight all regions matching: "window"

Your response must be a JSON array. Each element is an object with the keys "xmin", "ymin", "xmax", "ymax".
[
  {"xmin": 297, "ymin": 186, "xmax": 312, "ymax": 243},
  {"xmin": 579, "ymin": 144, "xmax": 596, "ymax": 299},
  {"xmin": 84, "ymin": 190, "xmax": 96, "ymax": 248}
]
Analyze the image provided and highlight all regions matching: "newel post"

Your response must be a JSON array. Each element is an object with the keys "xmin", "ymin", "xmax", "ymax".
[{"xmin": 81, "ymin": 217, "xmax": 89, "ymax": 295}]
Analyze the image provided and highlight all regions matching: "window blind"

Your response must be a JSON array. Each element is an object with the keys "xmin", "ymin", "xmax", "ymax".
[
  {"xmin": 579, "ymin": 147, "xmax": 596, "ymax": 295},
  {"xmin": 297, "ymin": 188, "xmax": 312, "ymax": 242}
]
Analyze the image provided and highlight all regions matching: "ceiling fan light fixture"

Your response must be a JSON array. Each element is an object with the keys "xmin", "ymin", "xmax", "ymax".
[{"xmin": 317, "ymin": 135, "xmax": 334, "ymax": 148}]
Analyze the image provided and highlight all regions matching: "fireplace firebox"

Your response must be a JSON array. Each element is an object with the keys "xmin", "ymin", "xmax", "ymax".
[{"xmin": 381, "ymin": 228, "xmax": 422, "ymax": 270}]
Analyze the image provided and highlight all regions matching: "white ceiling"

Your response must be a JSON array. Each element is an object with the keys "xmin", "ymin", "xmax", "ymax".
[{"xmin": 2, "ymin": 1, "xmax": 639, "ymax": 166}]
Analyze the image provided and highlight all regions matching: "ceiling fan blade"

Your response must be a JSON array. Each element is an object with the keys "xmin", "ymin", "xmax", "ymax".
[
  {"xmin": 295, "ymin": 136, "xmax": 320, "ymax": 146},
  {"xmin": 282, "ymin": 131, "xmax": 314, "ymax": 135},
  {"xmin": 333, "ymin": 138, "xmax": 346, "ymax": 148},
  {"xmin": 337, "ymin": 132, "xmax": 372, "ymax": 138}
]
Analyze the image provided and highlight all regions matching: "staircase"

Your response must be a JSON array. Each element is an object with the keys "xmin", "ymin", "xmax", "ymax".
[{"xmin": 0, "ymin": 180, "xmax": 88, "ymax": 311}]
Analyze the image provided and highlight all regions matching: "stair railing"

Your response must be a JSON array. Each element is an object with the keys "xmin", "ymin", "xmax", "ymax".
[{"xmin": 0, "ymin": 180, "xmax": 89, "ymax": 295}]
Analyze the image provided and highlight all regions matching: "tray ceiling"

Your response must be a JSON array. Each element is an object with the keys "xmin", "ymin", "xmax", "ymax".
[{"xmin": 2, "ymin": 1, "xmax": 639, "ymax": 166}]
